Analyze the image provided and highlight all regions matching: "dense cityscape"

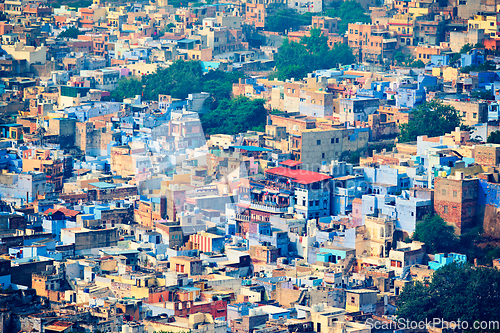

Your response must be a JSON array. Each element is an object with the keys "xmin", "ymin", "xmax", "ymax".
[{"xmin": 0, "ymin": 0, "xmax": 500, "ymax": 332}]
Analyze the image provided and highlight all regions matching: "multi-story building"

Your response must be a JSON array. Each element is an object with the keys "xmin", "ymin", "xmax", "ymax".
[
  {"xmin": 293, "ymin": 128, "xmax": 370, "ymax": 172},
  {"xmin": 0, "ymin": 171, "xmax": 48, "ymax": 203},
  {"xmin": 414, "ymin": 19, "xmax": 446, "ymax": 45},
  {"xmin": 434, "ymin": 172, "xmax": 479, "ymax": 234},
  {"xmin": 22, "ymin": 148, "xmax": 64, "ymax": 192},
  {"xmin": 339, "ymin": 97, "xmax": 379, "ymax": 125},
  {"xmin": 311, "ymin": 16, "xmax": 339, "ymax": 33},
  {"xmin": 474, "ymin": 144, "xmax": 500, "ymax": 166},
  {"xmin": 288, "ymin": 0, "xmax": 322, "ymax": 14},
  {"xmin": 264, "ymin": 162, "xmax": 331, "ymax": 220},
  {"xmin": 468, "ymin": 13, "xmax": 498, "ymax": 39},
  {"xmin": 442, "ymin": 99, "xmax": 488, "ymax": 127},
  {"xmin": 189, "ymin": 231, "xmax": 225, "ymax": 253},
  {"xmin": 245, "ymin": 3, "xmax": 265, "ymax": 28},
  {"xmin": 347, "ymin": 23, "xmax": 398, "ymax": 64}
]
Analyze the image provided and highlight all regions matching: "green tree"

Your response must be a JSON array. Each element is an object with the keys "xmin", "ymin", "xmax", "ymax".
[
  {"xmin": 110, "ymin": 77, "xmax": 143, "ymax": 102},
  {"xmin": 412, "ymin": 214, "xmax": 458, "ymax": 254},
  {"xmin": 409, "ymin": 59, "xmax": 425, "ymax": 68},
  {"xmin": 461, "ymin": 60, "xmax": 495, "ymax": 73},
  {"xmin": 398, "ymin": 100, "xmax": 462, "ymax": 143},
  {"xmin": 397, "ymin": 263, "xmax": 500, "ymax": 325},
  {"xmin": 275, "ymin": 38, "xmax": 311, "ymax": 80},
  {"xmin": 142, "ymin": 60, "xmax": 204, "ymax": 100},
  {"xmin": 274, "ymin": 29, "xmax": 355, "ymax": 80},
  {"xmin": 450, "ymin": 53, "xmax": 461, "ymax": 63},
  {"xmin": 58, "ymin": 26, "xmax": 83, "ymax": 39},
  {"xmin": 202, "ymin": 70, "xmax": 244, "ymax": 109},
  {"xmin": 396, "ymin": 280, "xmax": 436, "ymax": 322},
  {"xmin": 394, "ymin": 51, "xmax": 406, "ymax": 64},
  {"xmin": 200, "ymin": 97, "xmax": 267, "ymax": 135},
  {"xmin": 488, "ymin": 130, "xmax": 500, "ymax": 144},
  {"xmin": 460, "ymin": 43, "xmax": 473, "ymax": 54},
  {"xmin": 0, "ymin": 11, "xmax": 7, "ymax": 21},
  {"xmin": 471, "ymin": 89, "xmax": 494, "ymax": 100},
  {"xmin": 265, "ymin": 9, "xmax": 313, "ymax": 33},
  {"xmin": 160, "ymin": 23, "xmax": 176, "ymax": 36},
  {"xmin": 325, "ymin": 0, "xmax": 371, "ymax": 33}
]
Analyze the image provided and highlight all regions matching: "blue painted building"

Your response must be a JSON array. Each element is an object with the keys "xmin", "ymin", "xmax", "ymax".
[
  {"xmin": 430, "ymin": 54, "xmax": 449, "ymax": 66},
  {"xmin": 316, "ymin": 245, "xmax": 355, "ymax": 264},
  {"xmin": 9, "ymin": 245, "xmax": 48, "ymax": 259},
  {"xmin": 396, "ymin": 87, "xmax": 425, "ymax": 108},
  {"xmin": 461, "ymin": 49, "xmax": 484, "ymax": 67},
  {"xmin": 429, "ymin": 253, "xmax": 467, "ymax": 270}
]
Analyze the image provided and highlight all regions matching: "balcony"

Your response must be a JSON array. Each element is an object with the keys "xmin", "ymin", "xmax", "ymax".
[
  {"xmin": 239, "ymin": 199, "xmax": 289, "ymax": 213},
  {"xmin": 235, "ymin": 214, "xmax": 270, "ymax": 222},
  {"xmin": 235, "ymin": 214, "xmax": 251, "ymax": 222},
  {"xmin": 251, "ymin": 179, "xmax": 294, "ymax": 192}
]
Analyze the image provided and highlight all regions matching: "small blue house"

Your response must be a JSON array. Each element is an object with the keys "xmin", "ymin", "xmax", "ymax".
[{"xmin": 428, "ymin": 253, "xmax": 467, "ymax": 270}]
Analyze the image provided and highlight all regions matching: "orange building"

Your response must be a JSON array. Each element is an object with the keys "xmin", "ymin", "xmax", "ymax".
[
  {"xmin": 414, "ymin": 45, "xmax": 441, "ymax": 62},
  {"xmin": 22, "ymin": 148, "xmax": 64, "ymax": 192},
  {"xmin": 79, "ymin": 8, "xmax": 95, "ymax": 29},
  {"xmin": 245, "ymin": 3, "xmax": 265, "ymax": 28},
  {"xmin": 347, "ymin": 23, "xmax": 398, "ymax": 63}
]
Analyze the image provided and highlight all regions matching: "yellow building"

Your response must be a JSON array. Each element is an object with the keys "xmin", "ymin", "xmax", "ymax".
[
  {"xmin": 388, "ymin": 14, "xmax": 415, "ymax": 46},
  {"xmin": 468, "ymin": 14, "xmax": 498, "ymax": 38},
  {"xmin": 345, "ymin": 289, "xmax": 378, "ymax": 313}
]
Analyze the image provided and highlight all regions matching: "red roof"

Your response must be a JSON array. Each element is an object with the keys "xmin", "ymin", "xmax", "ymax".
[
  {"xmin": 43, "ymin": 207, "xmax": 81, "ymax": 217},
  {"xmin": 265, "ymin": 167, "xmax": 331, "ymax": 184},
  {"xmin": 280, "ymin": 160, "xmax": 303, "ymax": 167}
]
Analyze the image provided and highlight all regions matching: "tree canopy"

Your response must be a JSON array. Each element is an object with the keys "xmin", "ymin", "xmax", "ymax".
[
  {"xmin": 200, "ymin": 96, "xmax": 267, "ymax": 135},
  {"xmin": 471, "ymin": 89, "xmax": 494, "ymax": 100},
  {"xmin": 110, "ymin": 77, "xmax": 143, "ymax": 103},
  {"xmin": 398, "ymin": 100, "xmax": 462, "ymax": 143},
  {"xmin": 487, "ymin": 130, "xmax": 500, "ymax": 144},
  {"xmin": 109, "ymin": 60, "xmax": 264, "ymax": 135},
  {"xmin": 111, "ymin": 60, "xmax": 243, "ymax": 102},
  {"xmin": 58, "ymin": 26, "xmax": 83, "ymax": 39},
  {"xmin": 325, "ymin": 0, "xmax": 371, "ymax": 33},
  {"xmin": 409, "ymin": 59, "xmax": 426, "ymax": 68},
  {"xmin": 412, "ymin": 214, "xmax": 458, "ymax": 254},
  {"xmin": 461, "ymin": 60, "xmax": 495, "ymax": 73},
  {"xmin": 397, "ymin": 263, "xmax": 500, "ymax": 325},
  {"xmin": 274, "ymin": 28, "xmax": 355, "ymax": 80},
  {"xmin": 265, "ymin": 9, "xmax": 313, "ymax": 33}
]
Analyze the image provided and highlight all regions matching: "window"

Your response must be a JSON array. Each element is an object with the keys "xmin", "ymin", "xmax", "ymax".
[
  {"xmin": 331, "ymin": 138, "xmax": 335, "ymax": 144},
  {"xmin": 473, "ymin": 113, "xmax": 477, "ymax": 119},
  {"xmin": 442, "ymin": 189, "xmax": 446, "ymax": 196},
  {"xmin": 322, "ymin": 153, "xmax": 325, "ymax": 158},
  {"xmin": 317, "ymin": 140, "xmax": 321, "ymax": 145},
  {"xmin": 453, "ymin": 190, "xmax": 457, "ymax": 197},
  {"xmin": 444, "ymin": 205, "xmax": 448, "ymax": 213}
]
